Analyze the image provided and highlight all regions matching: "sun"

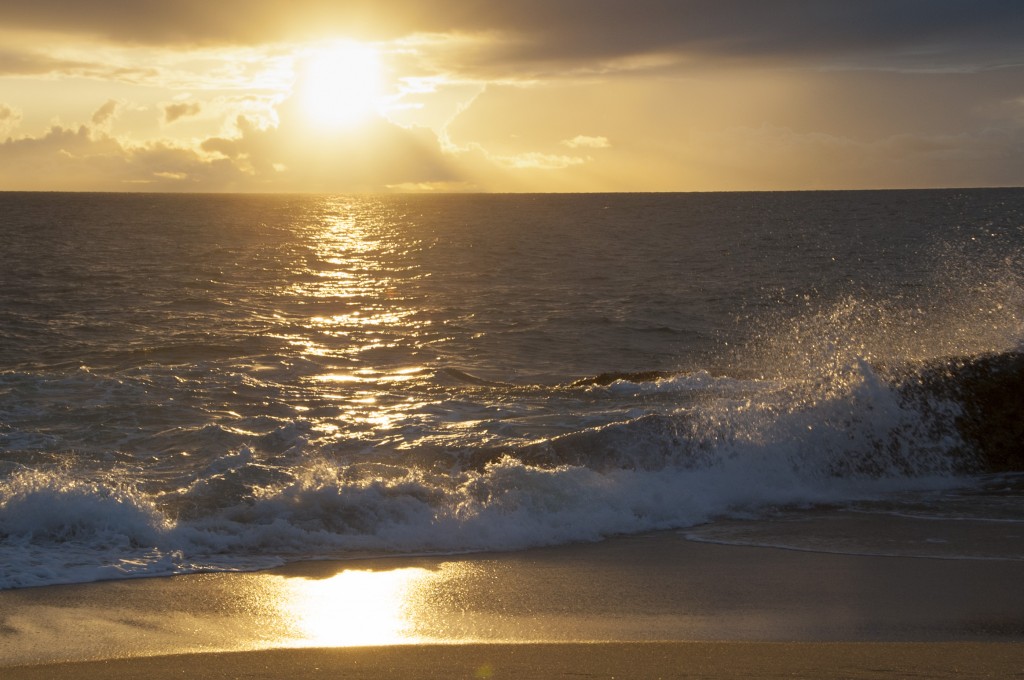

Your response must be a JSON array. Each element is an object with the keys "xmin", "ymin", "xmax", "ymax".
[{"xmin": 298, "ymin": 42, "xmax": 384, "ymax": 129}]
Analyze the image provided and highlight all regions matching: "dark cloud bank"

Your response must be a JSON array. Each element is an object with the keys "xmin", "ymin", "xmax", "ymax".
[{"xmin": 6, "ymin": 1, "xmax": 1024, "ymax": 72}]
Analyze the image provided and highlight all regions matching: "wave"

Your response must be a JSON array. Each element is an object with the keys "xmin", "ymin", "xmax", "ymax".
[
  {"xmin": 7, "ymin": 348, "xmax": 1020, "ymax": 589},
  {"xmin": 569, "ymin": 370, "xmax": 676, "ymax": 387}
]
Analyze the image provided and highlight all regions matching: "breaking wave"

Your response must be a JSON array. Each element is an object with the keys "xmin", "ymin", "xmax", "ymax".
[{"xmin": 4, "ymin": 349, "xmax": 1011, "ymax": 589}]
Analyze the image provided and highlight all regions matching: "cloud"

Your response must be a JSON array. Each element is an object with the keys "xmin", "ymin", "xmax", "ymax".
[
  {"xmin": 199, "ymin": 92, "xmax": 459, "ymax": 190},
  {"xmin": 163, "ymin": 101, "xmax": 202, "ymax": 123},
  {"xmin": 684, "ymin": 123, "xmax": 1024, "ymax": 190},
  {"xmin": 91, "ymin": 99, "xmax": 121, "ymax": 127},
  {"xmin": 0, "ymin": 123, "xmax": 242, "ymax": 191},
  {"xmin": 0, "ymin": 103, "xmax": 21, "ymax": 137},
  {"xmin": 4, "ymin": 1, "xmax": 1022, "ymax": 75},
  {"xmin": 489, "ymin": 151, "xmax": 586, "ymax": 170},
  {"xmin": 3, "ymin": 3, "xmax": 1023, "ymax": 193},
  {"xmin": 562, "ymin": 135, "xmax": 610, "ymax": 149},
  {"xmin": 4, "ymin": 89, "xmax": 1022, "ymax": 193},
  {"xmin": 0, "ymin": 91, "xmax": 460, "ymax": 192},
  {"xmin": 0, "ymin": 46, "xmax": 160, "ymax": 83},
  {"xmin": 0, "ymin": 49, "xmax": 90, "ymax": 76}
]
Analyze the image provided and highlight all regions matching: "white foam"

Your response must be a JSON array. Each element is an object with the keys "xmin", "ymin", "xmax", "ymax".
[{"xmin": 0, "ymin": 360, "xmax": 969, "ymax": 589}]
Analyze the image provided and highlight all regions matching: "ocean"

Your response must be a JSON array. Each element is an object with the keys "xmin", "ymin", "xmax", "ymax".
[{"xmin": 1, "ymin": 189, "xmax": 1022, "ymax": 590}]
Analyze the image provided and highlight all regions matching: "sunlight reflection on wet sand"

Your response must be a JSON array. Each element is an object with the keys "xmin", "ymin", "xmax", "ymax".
[
  {"xmin": 249, "ymin": 560, "xmax": 507, "ymax": 648},
  {"xmin": 274, "ymin": 567, "xmax": 436, "ymax": 646},
  {"xmin": 3, "ymin": 534, "xmax": 1024, "ymax": 667}
]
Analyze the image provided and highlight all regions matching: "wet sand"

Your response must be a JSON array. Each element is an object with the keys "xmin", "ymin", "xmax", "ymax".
[
  {"xmin": 7, "ymin": 642, "xmax": 1024, "ymax": 680},
  {"xmin": 2, "ymin": 533, "xmax": 1022, "ymax": 677}
]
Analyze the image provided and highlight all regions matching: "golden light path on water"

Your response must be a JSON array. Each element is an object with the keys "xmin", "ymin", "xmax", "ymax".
[
  {"xmin": 274, "ymin": 200, "xmax": 439, "ymax": 440},
  {"xmin": 244, "ymin": 194, "xmax": 484, "ymax": 651},
  {"xmin": 229, "ymin": 205, "xmax": 465, "ymax": 649}
]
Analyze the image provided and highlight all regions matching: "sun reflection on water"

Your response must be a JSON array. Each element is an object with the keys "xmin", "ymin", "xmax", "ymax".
[
  {"xmin": 263, "ymin": 199, "xmax": 450, "ymax": 449},
  {"xmin": 281, "ymin": 203, "xmax": 433, "ymax": 369}
]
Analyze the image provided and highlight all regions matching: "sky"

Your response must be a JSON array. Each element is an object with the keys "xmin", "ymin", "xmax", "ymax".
[{"xmin": 1, "ymin": 0, "xmax": 1023, "ymax": 192}]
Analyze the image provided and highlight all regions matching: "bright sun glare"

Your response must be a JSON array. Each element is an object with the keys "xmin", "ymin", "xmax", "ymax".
[
  {"xmin": 280, "ymin": 568, "xmax": 433, "ymax": 646},
  {"xmin": 299, "ymin": 42, "xmax": 383, "ymax": 128}
]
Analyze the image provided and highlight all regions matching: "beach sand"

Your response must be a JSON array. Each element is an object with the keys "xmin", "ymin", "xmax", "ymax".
[
  {"xmin": 2, "ymin": 532, "xmax": 1022, "ymax": 677},
  {"xmin": 6, "ymin": 642, "xmax": 1024, "ymax": 679}
]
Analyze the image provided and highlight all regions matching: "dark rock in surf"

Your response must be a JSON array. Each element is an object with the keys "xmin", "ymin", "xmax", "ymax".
[{"xmin": 914, "ymin": 351, "xmax": 1024, "ymax": 473}]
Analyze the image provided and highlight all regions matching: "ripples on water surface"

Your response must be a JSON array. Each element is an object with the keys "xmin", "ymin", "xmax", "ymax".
[{"xmin": 1, "ymin": 190, "xmax": 1023, "ymax": 587}]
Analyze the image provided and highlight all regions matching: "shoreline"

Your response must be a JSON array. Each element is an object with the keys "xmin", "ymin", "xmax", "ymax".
[{"xmin": 2, "ymin": 532, "xmax": 1022, "ymax": 674}]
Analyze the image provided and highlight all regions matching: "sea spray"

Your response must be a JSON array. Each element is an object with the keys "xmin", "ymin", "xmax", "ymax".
[{"xmin": 2, "ymin": 190, "xmax": 1023, "ymax": 588}]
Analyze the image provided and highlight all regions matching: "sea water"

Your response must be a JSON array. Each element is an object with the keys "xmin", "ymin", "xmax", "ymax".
[{"xmin": 1, "ymin": 190, "xmax": 1022, "ymax": 589}]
